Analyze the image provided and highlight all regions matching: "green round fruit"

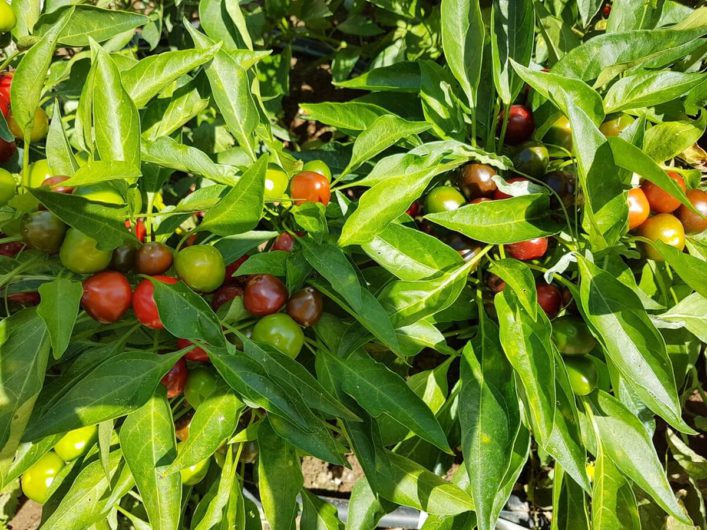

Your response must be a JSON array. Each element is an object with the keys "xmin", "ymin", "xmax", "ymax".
[
  {"xmin": 599, "ymin": 114, "xmax": 634, "ymax": 137},
  {"xmin": 29, "ymin": 159, "xmax": 52, "ymax": 188},
  {"xmin": 74, "ymin": 184, "xmax": 124, "ymax": 205},
  {"xmin": 264, "ymin": 166, "xmax": 289, "ymax": 201},
  {"xmin": 512, "ymin": 142, "xmax": 549, "ymax": 178},
  {"xmin": 60, "ymin": 228, "xmax": 112, "ymax": 274},
  {"xmin": 252, "ymin": 313, "xmax": 304, "ymax": 358},
  {"xmin": 302, "ymin": 159, "xmax": 332, "ymax": 181},
  {"xmin": 0, "ymin": 168, "xmax": 16, "ymax": 204},
  {"xmin": 184, "ymin": 367, "xmax": 220, "ymax": 408},
  {"xmin": 177, "ymin": 443, "xmax": 210, "ymax": 486},
  {"xmin": 21, "ymin": 452, "xmax": 64, "ymax": 504},
  {"xmin": 20, "ymin": 210, "xmax": 67, "ymax": 253},
  {"xmin": 9, "ymin": 108, "xmax": 49, "ymax": 143},
  {"xmin": 552, "ymin": 316, "xmax": 596, "ymax": 355},
  {"xmin": 0, "ymin": 1, "xmax": 17, "ymax": 32},
  {"xmin": 54, "ymin": 425, "xmax": 97, "ymax": 462},
  {"xmin": 424, "ymin": 186, "xmax": 466, "ymax": 214},
  {"xmin": 564, "ymin": 356, "xmax": 598, "ymax": 396},
  {"xmin": 175, "ymin": 245, "xmax": 225, "ymax": 293},
  {"xmin": 544, "ymin": 116, "xmax": 572, "ymax": 152}
]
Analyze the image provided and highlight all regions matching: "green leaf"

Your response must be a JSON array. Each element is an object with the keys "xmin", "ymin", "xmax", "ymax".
[
  {"xmin": 653, "ymin": 241, "xmax": 707, "ymax": 298},
  {"xmin": 268, "ymin": 412, "xmax": 347, "ymax": 466},
  {"xmin": 91, "ymin": 43, "xmax": 141, "ymax": 169},
  {"xmin": 46, "ymin": 104, "xmax": 78, "ymax": 177},
  {"xmin": 60, "ymin": 160, "xmax": 141, "ymax": 187},
  {"xmin": 36, "ymin": 278, "xmax": 83, "ymax": 359},
  {"xmin": 199, "ymin": 0, "xmax": 253, "ymax": 51},
  {"xmin": 141, "ymin": 137, "xmax": 236, "ymax": 185},
  {"xmin": 488, "ymin": 258, "xmax": 537, "ymax": 319},
  {"xmin": 10, "ymin": 0, "xmax": 41, "ymax": 39},
  {"xmin": 167, "ymin": 388, "xmax": 241, "ymax": 472},
  {"xmin": 199, "ymin": 155, "xmax": 267, "ymax": 235},
  {"xmin": 577, "ymin": 0, "xmax": 603, "ymax": 27},
  {"xmin": 258, "ymin": 419, "xmax": 303, "ymax": 530},
  {"xmin": 142, "ymin": 85, "xmax": 210, "ymax": 141},
  {"xmin": 323, "ymin": 351, "xmax": 451, "ymax": 453},
  {"xmin": 419, "ymin": 60, "xmax": 469, "ymax": 141},
  {"xmin": 299, "ymin": 101, "xmax": 393, "ymax": 131},
  {"xmin": 460, "ymin": 320, "xmax": 520, "ymax": 530},
  {"xmin": 0, "ymin": 310, "xmax": 50, "ymax": 457},
  {"xmin": 592, "ymin": 439, "xmax": 641, "ymax": 530},
  {"xmin": 22, "ymin": 351, "xmax": 184, "ymax": 441},
  {"xmin": 301, "ymin": 490, "xmax": 343, "ymax": 530},
  {"xmin": 604, "ymin": 71, "xmax": 704, "ymax": 112},
  {"xmin": 34, "ymin": 6, "xmax": 148, "ymax": 46},
  {"xmin": 234, "ymin": 250, "xmax": 288, "ymax": 277},
  {"xmin": 362, "ymin": 222, "xmax": 463, "ymax": 281},
  {"xmin": 119, "ymin": 391, "xmax": 181, "ymax": 530},
  {"xmin": 643, "ymin": 120, "xmax": 704, "ymax": 163},
  {"xmin": 425, "ymin": 194, "xmax": 561, "ymax": 244},
  {"xmin": 606, "ymin": 0, "xmax": 665, "ymax": 32},
  {"xmin": 441, "ymin": 0, "xmax": 485, "ymax": 109},
  {"xmin": 656, "ymin": 293, "xmax": 707, "ymax": 343},
  {"xmin": 335, "ymin": 62, "xmax": 420, "ymax": 92},
  {"xmin": 122, "ymin": 45, "xmax": 221, "ymax": 108},
  {"xmin": 587, "ymin": 391, "xmax": 692, "ymax": 524},
  {"xmin": 345, "ymin": 478, "xmax": 390, "ymax": 530},
  {"xmin": 344, "ymin": 115, "xmax": 430, "ymax": 175},
  {"xmin": 551, "ymin": 466, "xmax": 590, "ymax": 530},
  {"xmin": 577, "ymin": 256, "xmax": 693, "ymax": 434},
  {"xmin": 490, "ymin": 0, "xmax": 534, "ymax": 104},
  {"xmin": 192, "ymin": 446, "xmax": 238, "ymax": 530}
]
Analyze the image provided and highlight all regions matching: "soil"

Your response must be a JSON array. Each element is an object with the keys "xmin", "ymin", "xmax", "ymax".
[
  {"xmin": 8, "ymin": 500, "xmax": 40, "ymax": 530},
  {"xmin": 302, "ymin": 453, "xmax": 364, "ymax": 494}
]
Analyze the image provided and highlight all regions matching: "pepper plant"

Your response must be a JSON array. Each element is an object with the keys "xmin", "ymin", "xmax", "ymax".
[{"xmin": 0, "ymin": 1, "xmax": 706, "ymax": 529}]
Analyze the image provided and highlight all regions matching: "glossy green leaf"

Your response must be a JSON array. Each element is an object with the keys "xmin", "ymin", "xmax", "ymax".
[
  {"xmin": 604, "ymin": 71, "xmax": 704, "ymax": 112},
  {"xmin": 606, "ymin": 0, "xmax": 665, "ymax": 32},
  {"xmin": 643, "ymin": 120, "xmax": 704, "ymax": 163},
  {"xmin": 488, "ymin": 258, "xmax": 538, "ymax": 318},
  {"xmin": 301, "ymin": 490, "xmax": 343, "ymax": 530},
  {"xmin": 36, "ymin": 278, "xmax": 83, "ymax": 359},
  {"xmin": 141, "ymin": 137, "xmax": 236, "ymax": 185},
  {"xmin": 419, "ymin": 60, "xmax": 468, "ymax": 141},
  {"xmin": 653, "ymin": 241, "xmax": 707, "ymax": 298},
  {"xmin": 300, "ymin": 101, "xmax": 393, "ymax": 131},
  {"xmin": 119, "ymin": 391, "xmax": 181, "ymax": 530},
  {"xmin": 46, "ymin": 104, "xmax": 78, "ymax": 177},
  {"xmin": 551, "ymin": 465, "xmax": 590, "ymax": 530},
  {"xmin": 142, "ymin": 85, "xmax": 210, "ymax": 141},
  {"xmin": 656, "ymin": 293, "xmax": 707, "ymax": 343},
  {"xmin": 490, "ymin": 0, "xmax": 534, "ymax": 104},
  {"xmin": 301, "ymin": 238, "xmax": 364, "ymax": 310},
  {"xmin": 345, "ymin": 478, "xmax": 390, "ymax": 530},
  {"xmin": 34, "ymin": 6, "xmax": 148, "ymax": 46},
  {"xmin": 234, "ymin": 250, "xmax": 288, "ymax": 277},
  {"xmin": 200, "ymin": 0, "xmax": 253, "ymax": 50},
  {"xmin": 22, "ymin": 351, "xmax": 184, "ymax": 441},
  {"xmin": 591, "ymin": 439, "xmax": 641, "ymax": 530},
  {"xmin": 335, "ymin": 62, "xmax": 420, "ymax": 92}
]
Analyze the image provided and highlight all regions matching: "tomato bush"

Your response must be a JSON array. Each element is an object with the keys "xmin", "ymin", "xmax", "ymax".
[{"xmin": 0, "ymin": 2, "xmax": 705, "ymax": 530}]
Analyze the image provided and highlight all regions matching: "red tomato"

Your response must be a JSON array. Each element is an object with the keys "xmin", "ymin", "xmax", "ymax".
[
  {"xmin": 82, "ymin": 271, "xmax": 132, "ymax": 324},
  {"xmin": 493, "ymin": 177, "xmax": 528, "ymax": 200},
  {"xmin": 7, "ymin": 291, "xmax": 40, "ymax": 306},
  {"xmin": 0, "ymin": 72, "xmax": 11, "ymax": 117},
  {"xmin": 536, "ymin": 283, "xmax": 562, "ymax": 318},
  {"xmin": 677, "ymin": 189, "xmax": 707, "ymax": 234},
  {"xmin": 211, "ymin": 284, "xmax": 243, "ymax": 311},
  {"xmin": 225, "ymin": 255, "xmax": 249, "ymax": 285},
  {"xmin": 0, "ymin": 138, "xmax": 15, "ymax": 163},
  {"xmin": 161, "ymin": 358, "xmax": 188, "ymax": 398},
  {"xmin": 271, "ymin": 232, "xmax": 295, "ymax": 252},
  {"xmin": 244, "ymin": 274, "xmax": 288, "ymax": 316},
  {"xmin": 406, "ymin": 201, "xmax": 421, "ymax": 217},
  {"xmin": 641, "ymin": 172, "xmax": 686, "ymax": 213},
  {"xmin": 627, "ymin": 187, "xmax": 650, "ymax": 230},
  {"xmin": 290, "ymin": 171, "xmax": 331, "ymax": 206},
  {"xmin": 132, "ymin": 276, "xmax": 178, "ymax": 329},
  {"xmin": 502, "ymin": 105, "xmax": 535, "ymax": 145},
  {"xmin": 505, "ymin": 238, "xmax": 549, "ymax": 261},
  {"xmin": 0, "ymin": 239, "xmax": 25, "ymax": 256},
  {"xmin": 177, "ymin": 338, "xmax": 209, "ymax": 362},
  {"xmin": 486, "ymin": 273, "xmax": 506, "ymax": 294}
]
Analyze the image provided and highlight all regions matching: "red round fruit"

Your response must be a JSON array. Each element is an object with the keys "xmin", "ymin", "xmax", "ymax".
[
  {"xmin": 136, "ymin": 242, "xmax": 173, "ymax": 275},
  {"xmin": 627, "ymin": 187, "xmax": 650, "ymax": 230},
  {"xmin": 177, "ymin": 338, "xmax": 209, "ymax": 363},
  {"xmin": 42, "ymin": 176, "xmax": 73, "ymax": 194},
  {"xmin": 7, "ymin": 292, "xmax": 40, "ymax": 306},
  {"xmin": 502, "ymin": 105, "xmax": 535, "ymax": 145},
  {"xmin": 82, "ymin": 271, "xmax": 132, "ymax": 324},
  {"xmin": 212, "ymin": 284, "xmax": 244, "ymax": 311},
  {"xmin": 505, "ymin": 238, "xmax": 549, "ymax": 261},
  {"xmin": 406, "ymin": 201, "xmax": 421, "ymax": 217},
  {"xmin": 225, "ymin": 256, "xmax": 248, "ymax": 285},
  {"xmin": 286, "ymin": 287, "xmax": 323, "ymax": 327},
  {"xmin": 457, "ymin": 163, "xmax": 498, "ymax": 199},
  {"xmin": 0, "ymin": 239, "xmax": 24, "ymax": 256},
  {"xmin": 677, "ymin": 189, "xmax": 707, "ymax": 234},
  {"xmin": 0, "ymin": 72, "xmax": 11, "ymax": 117},
  {"xmin": 0, "ymin": 138, "xmax": 15, "ymax": 163},
  {"xmin": 493, "ymin": 177, "xmax": 528, "ymax": 200},
  {"xmin": 638, "ymin": 213, "xmax": 685, "ymax": 261},
  {"xmin": 486, "ymin": 273, "xmax": 506, "ymax": 294},
  {"xmin": 244, "ymin": 274, "xmax": 288, "ymax": 316},
  {"xmin": 161, "ymin": 358, "xmax": 188, "ymax": 398},
  {"xmin": 272, "ymin": 233, "xmax": 295, "ymax": 252},
  {"xmin": 132, "ymin": 276, "xmax": 178, "ymax": 329},
  {"xmin": 536, "ymin": 283, "xmax": 562, "ymax": 318},
  {"xmin": 641, "ymin": 172, "xmax": 686, "ymax": 214},
  {"xmin": 290, "ymin": 171, "xmax": 331, "ymax": 206}
]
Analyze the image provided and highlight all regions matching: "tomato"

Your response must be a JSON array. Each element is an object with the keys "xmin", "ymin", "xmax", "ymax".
[
  {"xmin": 161, "ymin": 357, "xmax": 188, "ymax": 398},
  {"xmin": 0, "ymin": 72, "xmax": 11, "ymax": 117},
  {"xmin": 0, "ymin": 239, "xmax": 24, "ymax": 256},
  {"xmin": 136, "ymin": 242, "xmax": 173, "ymax": 275},
  {"xmin": 8, "ymin": 107, "xmax": 49, "ymax": 143},
  {"xmin": 641, "ymin": 172, "xmax": 686, "ymax": 214},
  {"xmin": 20, "ymin": 211, "xmax": 67, "ymax": 253},
  {"xmin": 543, "ymin": 171, "xmax": 577, "ymax": 208},
  {"xmin": 543, "ymin": 116, "xmax": 572, "ymax": 152},
  {"xmin": 177, "ymin": 338, "xmax": 209, "ymax": 362},
  {"xmin": 552, "ymin": 316, "xmax": 596, "ymax": 354},
  {"xmin": 21, "ymin": 452, "xmax": 64, "ymax": 504},
  {"xmin": 457, "ymin": 163, "xmax": 497, "ymax": 199},
  {"xmin": 493, "ymin": 177, "xmax": 528, "ymax": 200},
  {"xmin": 502, "ymin": 105, "xmax": 534, "ymax": 145},
  {"xmin": 175, "ymin": 245, "xmax": 225, "ymax": 293},
  {"xmin": 28, "ymin": 159, "xmax": 52, "ymax": 188},
  {"xmin": 110, "ymin": 243, "xmax": 138, "ymax": 273},
  {"xmin": 244, "ymin": 274, "xmax": 288, "ymax": 316},
  {"xmin": 637, "ymin": 213, "xmax": 685, "ymax": 261},
  {"xmin": 505, "ymin": 237, "xmax": 548, "ymax": 261},
  {"xmin": 564, "ymin": 356, "xmax": 598, "ymax": 396},
  {"xmin": 184, "ymin": 367, "xmax": 220, "ymax": 408},
  {"xmin": 406, "ymin": 201, "xmax": 421, "ymax": 217},
  {"xmin": 252, "ymin": 313, "xmax": 305, "ymax": 358},
  {"xmin": 302, "ymin": 159, "xmax": 332, "ymax": 181},
  {"xmin": 0, "ymin": 138, "xmax": 15, "ymax": 163},
  {"xmin": 74, "ymin": 184, "xmax": 124, "ymax": 205},
  {"xmin": 179, "ymin": 446, "xmax": 210, "ymax": 486},
  {"xmin": 264, "ymin": 166, "xmax": 289, "ymax": 201},
  {"xmin": 513, "ymin": 142, "xmax": 549, "ymax": 179},
  {"xmin": 287, "ymin": 287, "xmax": 323, "ymax": 327},
  {"xmin": 54, "ymin": 425, "xmax": 97, "ymax": 462},
  {"xmin": 225, "ymin": 255, "xmax": 249, "ymax": 284},
  {"xmin": 424, "ymin": 186, "xmax": 465, "ymax": 214},
  {"xmin": 536, "ymin": 283, "xmax": 562, "ymax": 318},
  {"xmin": 0, "ymin": 168, "xmax": 15, "ymax": 204},
  {"xmin": 486, "ymin": 273, "xmax": 506, "ymax": 294},
  {"xmin": 82, "ymin": 271, "xmax": 132, "ymax": 323},
  {"xmin": 290, "ymin": 171, "xmax": 331, "ymax": 206},
  {"xmin": 627, "ymin": 187, "xmax": 650, "ymax": 230},
  {"xmin": 212, "ymin": 284, "xmax": 244, "ymax": 311},
  {"xmin": 602, "ymin": 3, "xmax": 612, "ymax": 17},
  {"xmin": 60, "ymin": 229, "xmax": 112, "ymax": 274},
  {"xmin": 132, "ymin": 276, "xmax": 178, "ymax": 329},
  {"xmin": 599, "ymin": 114, "xmax": 634, "ymax": 137},
  {"xmin": 42, "ymin": 175, "xmax": 73, "ymax": 194},
  {"xmin": 7, "ymin": 291, "xmax": 40, "ymax": 306},
  {"xmin": 443, "ymin": 232, "xmax": 481, "ymax": 261},
  {"xmin": 271, "ymin": 232, "xmax": 296, "ymax": 252},
  {"xmin": 678, "ymin": 189, "xmax": 707, "ymax": 234},
  {"xmin": 0, "ymin": 1, "xmax": 16, "ymax": 32}
]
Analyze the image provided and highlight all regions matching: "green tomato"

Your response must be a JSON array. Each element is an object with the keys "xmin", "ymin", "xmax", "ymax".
[
  {"xmin": 424, "ymin": 186, "xmax": 466, "ymax": 214},
  {"xmin": 54, "ymin": 425, "xmax": 97, "ymax": 461},
  {"xmin": 177, "ymin": 443, "xmax": 210, "ymax": 486},
  {"xmin": 252, "ymin": 313, "xmax": 304, "ymax": 358},
  {"xmin": 184, "ymin": 367, "xmax": 220, "ymax": 408},
  {"xmin": 175, "ymin": 245, "xmax": 225, "ymax": 293},
  {"xmin": 0, "ymin": 168, "xmax": 16, "ymax": 204},
  {"xmin": 264, "ymin": 166, "xmax": 289, "ymax": 201},
  {"xmin": 564, "ymin": 356, "xmax": 598, "ymax": 396},
  {"xmin": 302, "ymin": 159, "xmax": 332, "ymax": 181},
  {"xmin": 20, "ymin": 210, "xmax": 67, "ymax": 253},
  {"xmin": 599, "ymin": 114, "xmax": 634, "ymax": 137},
  {"xmin": 551, "ymin": 316, "xmax": 596, "ymax": 355},
  {"xmin": 60, "ymin": 228, "xmax": 112, "ymax": 274},
  {"xmin": 543, "ymin": 116, "xmax": 572, "ymax": 152},
  {"xmin": 512, "ymin": 142, "xmax": 549, "ymax": 178},
  {"xmin": 21, "ymin": 451, "xmax": 64, "ymax": 504},
  {"xmin": 0, "ymin": 1, "xmax": 16, "ymax": 32},
  {"xmin": 29, "ymin": 159, "xmax": 52, "ymax": 188},
  {"xmin": 74, "ymin": 184, "xmax": 124, "ymax": 205}
]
